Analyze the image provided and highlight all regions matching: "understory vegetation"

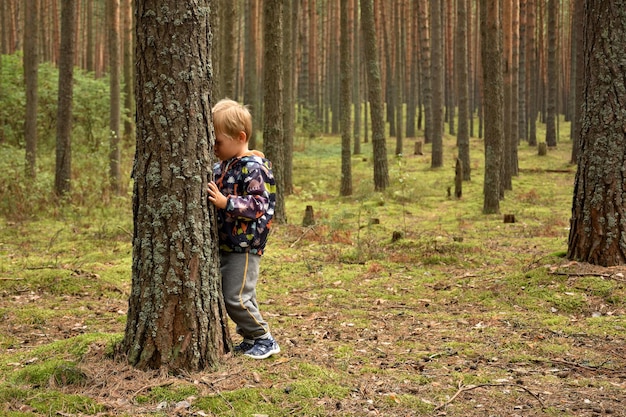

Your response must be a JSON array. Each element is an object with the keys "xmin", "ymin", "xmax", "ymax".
[{"xmin": 0, "ymin": 65, "xmax": 624, "ymax": 416}]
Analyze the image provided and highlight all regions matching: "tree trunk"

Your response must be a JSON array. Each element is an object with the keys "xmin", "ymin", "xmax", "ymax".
[
  {"xmin": 567, "ymin": 0, "xmax": 626, "ymax": 267},
  {"xmin": 283, "ymin": 0, "xmax": 295, "ymax": 195},
  {"xmin": 123, "ymin": 0, "xmax": 230, "ymax": 371},
  {"xmin": 417, "ymin": 0, "xmax": 432, "ymax": 144},
  {"xmin": 361, "ymin": 0, "xmax": 389, "ymax": 191},
  {"xmin": 24, "ymin": 0, "xmax": 38, "ymax": 179},
  {"xmin": 352, "ymin": 0, "xmax": 361, "ymax": 155},
  {"xmin": 570, "ymin": 0, "xmax": 584, "ymax": 165},
  {"xmin": 243, "ymin": 0, "xmax": 259, "ymax": 149},
  {"xmin": 108, "ymin": 0, "xmax": 121, "ymax": 194},
  {"xmin": 54, "ymin": 0, "xmax": 76, "ymax": 196},
  {"xmin": 263, "ymin": 0, "xmax": 287, "ymax": 223},
  {"xmin": 456, "ymin": 0, "xmax": 470, "ymax": 181},
  {"xmin": 502, "ymin": 0, "xmax": 512, "ymax": 191},
  {"xmin": 527, "ymin": 0, "xmax": 537, "ymax": 146},
  {"xmin": 394, "ymin": 0, "xmax": 404, "ymax": 157},
  {"xmin": 545, "ymin": 0, "xmax": 557, "ymax": 148},
  {"xmin": 430, "ymin": 0, "xmax": 444, "ymax": 168},
  {"xmin": 122, "ymin": 0, "xmax": 135, "ymax": 140},
  {"xmin": 340, "ymin": 0, "xmax": 352, "ymax": 196},
  {"xmin": 481, "ymin": 0, "xmax": 504, "ymax": 214},
  {"xmin": 518, "ymin": 0, "xmax": 527, "ymax": 142}
]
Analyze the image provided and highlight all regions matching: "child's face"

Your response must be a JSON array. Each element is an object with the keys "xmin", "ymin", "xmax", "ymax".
[{"xmin": 214, "ymin": 131, "xmax": 247, "ymax": 161}]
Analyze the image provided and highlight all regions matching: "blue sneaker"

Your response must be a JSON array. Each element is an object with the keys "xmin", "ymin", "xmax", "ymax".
[
  {"xmin": 244, "ymin": 337, "xmax": 281, "ymax": 359},
  {"xmin": 233, "ymin": 340, "xmax": 254, "ymax": 354}
]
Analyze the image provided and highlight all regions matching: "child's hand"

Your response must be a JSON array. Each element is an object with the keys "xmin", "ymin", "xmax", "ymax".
[{"xmin": 208, "ymin": 181, "xmax": 228, "ymax": 209}]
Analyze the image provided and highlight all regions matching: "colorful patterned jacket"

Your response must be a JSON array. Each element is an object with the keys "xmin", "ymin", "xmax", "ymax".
[{"xmin": 213, "ymin": 153, "xmax": 276, "ymax": 255}]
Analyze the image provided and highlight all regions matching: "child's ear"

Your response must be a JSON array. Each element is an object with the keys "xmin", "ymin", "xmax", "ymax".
[{"xmin": 238, "ymin": 131, "xmax": 247, "ymax": 143}]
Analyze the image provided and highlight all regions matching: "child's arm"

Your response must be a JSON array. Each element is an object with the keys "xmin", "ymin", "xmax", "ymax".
[{"xmin": 224, "ymin": 165, "xmax": 274, "ymax": 220}]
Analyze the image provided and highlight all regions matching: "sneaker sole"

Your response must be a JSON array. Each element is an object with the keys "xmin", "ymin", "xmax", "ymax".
[{"xmin": 244, "ymin": 346, "xmax": 281, "ymax": 360}]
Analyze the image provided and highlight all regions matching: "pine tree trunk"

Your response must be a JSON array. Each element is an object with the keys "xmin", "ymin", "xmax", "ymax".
[
  {"xmin": 567, "ymin": 0, "xmax": 626, "ymax": 267},
  {"xmin": 123, "ymin": 0, "xmax": 230, "ymax": 371},
  {"xmin": 340, "ymin": 0, "xmax": 352, "ymax": 196},
  {"xmin": 24, "ymin": 0, "xmax": 38, "ymax": 178},
  {"xmin": 456, "ymin": 0, "xmax": 470, "ymax": 181},
  {"xmin": 54, "ymin": 0, "xmax": 75, "ymax": 196},
  {"xmin": 361, "ymin": 0, "xmax": 389, "ymax": 191},
  {"xmin": 545, "ymin": 0, "xmax": 557, "ymax": 148},
  {"xmin": 417, "ymin": 0, "xmax": 432, "ymax": 144},
  {"xmin": 263, "ymin": 0, "xmax": 287, "ymax": 223},
  {"xmin": 481, "ymin": 0, "xmax": 504, "ymax": 214},
  {"xmin": 430, "ymin": 0, "xmax": 444, "ymax": 168},
  {"xmin": 108, "ymin": 0, "xmax": 121, "ymax": 194},
  {"xmin": 283, "ymin": 0, "xmax": 295, "ymax": 195}
]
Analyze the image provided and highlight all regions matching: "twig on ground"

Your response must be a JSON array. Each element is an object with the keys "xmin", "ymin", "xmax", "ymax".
[
  {"xmin": 433, "ymin": 381, "xmax": 545, "ymax": 412},
  {"xmin": 290, "ymin": 226, "xmax": 318, "ymax": 248}
]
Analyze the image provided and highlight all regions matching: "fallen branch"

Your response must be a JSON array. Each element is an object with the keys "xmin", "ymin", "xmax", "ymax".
[{"xmin": 433, "ymin": 381, "xmax": 544, "ymax": 412}]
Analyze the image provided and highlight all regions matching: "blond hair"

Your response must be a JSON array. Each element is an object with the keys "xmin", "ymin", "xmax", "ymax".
[{"xmin": 212, "ymin": 99, "xmax": 252, "ymax": 141}]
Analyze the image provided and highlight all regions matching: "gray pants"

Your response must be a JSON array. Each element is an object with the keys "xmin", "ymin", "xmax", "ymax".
[{"xmin": 220, "ymin": 252, "xmax": 270, "ymax": 340}]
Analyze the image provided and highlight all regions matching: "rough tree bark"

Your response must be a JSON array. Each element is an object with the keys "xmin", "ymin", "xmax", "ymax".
[
  {"xmin": 567, "ymin": 1, "xmax": 626, "ymax": 267},
  {"xmin": 480, "ymin": 0, "xmax": 504, "ymax": 214},
  {"xmin": 122, "ymin": 0, "xmax": 230, "ymax": 371},
  {"xmin": 361, "ymin": 0, "xmax": 389, "ymax": 191}
]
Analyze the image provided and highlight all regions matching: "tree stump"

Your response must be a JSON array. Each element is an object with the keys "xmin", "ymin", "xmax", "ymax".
[
  {"xmin": 455, "ymin": 158, "xmax": 463, "ymax": 199},
  {"xmin": 414, "ymin": 140, "xmax": 423, "ymax": 155},
  {"xmin": 391, "ymin": 231, "xmax": 403, "ymax": 242},
  {"xmin": 302, "ymin": 205, "xmax": 315, "ymax": 226},
  {"xmin": 538, "ymin": 142, "xmax": 547, "ymax": 156},
  {"xmin": 503, "ymin": 214, "xmax": 516, "ymax": 223}
]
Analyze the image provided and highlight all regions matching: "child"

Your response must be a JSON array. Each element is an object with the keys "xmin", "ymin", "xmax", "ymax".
[{"xmin": 207, "ymin": 99, "xmax": 280, "ymax": 360}]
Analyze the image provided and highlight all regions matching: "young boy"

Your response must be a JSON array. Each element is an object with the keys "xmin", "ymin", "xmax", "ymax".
[{"xmin": 207, "ymin": 99, "xmax": 280, "ymax": 360}]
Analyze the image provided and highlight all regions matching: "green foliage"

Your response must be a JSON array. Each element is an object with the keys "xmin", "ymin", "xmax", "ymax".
[{"xmin": 0, "ymin": 52, "xmax": 117, "ymax": 151}]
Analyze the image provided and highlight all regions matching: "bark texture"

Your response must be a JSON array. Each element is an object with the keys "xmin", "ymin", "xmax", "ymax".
[
  {"xmin": 567, "ymin": 1, "xmax": 626, "ymax": 266},
  {"xmin": 480, "ymin": 0, "xmax": 504, "ymax": 214},
  {"xmin": 123, "ymin": 0, "xmax": 230, "ymax": 371},
  {"xmin": 361, "ymin": 0, "xmax": 389, "ymax": 191}
]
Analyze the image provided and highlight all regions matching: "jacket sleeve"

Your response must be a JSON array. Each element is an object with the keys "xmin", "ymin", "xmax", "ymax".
[{"xmin": 224, "ymin": 162, "xmax": 274, "ymax": 220}]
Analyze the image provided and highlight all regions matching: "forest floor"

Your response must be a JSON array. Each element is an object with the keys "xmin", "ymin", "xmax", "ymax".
[{"xmin": 1, "ymin": 133, "xmax": 625, "ymax": 416}]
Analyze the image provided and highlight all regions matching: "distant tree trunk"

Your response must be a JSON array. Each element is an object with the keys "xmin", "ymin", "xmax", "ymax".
[
  {"xmin": 263, "ymin": 0, "xmax": 286, "ymax": 223},
  {"xmin": 481, "ymin": 0, "xmax": 504, "ymax": 214},
  {"xmin": 518, "ymin": 0, "xmax": 527, "ymax": 142},
  {"xmin": 123, "ymin": 0, "xmax": 230, "ymax": 371},
  {"xmin": 54, "ymin": 0, "xmax": 76, "ymax": 196},
  {"xmin": 406, "ymin": 1, "xmax": 418, "ymax": 139},
  {"xmin": 86, "ymin": 0, "xmax": 94, "ymax": 72},
  {"xmin": 243, "ymin": 0, "xmax": 259, "ymax": 149},
  {"xmin": 221, "ymin": 0, "xmax": 236, "ymax": 98},
  {"xmin": 545, "ymin": 0, "xmax": 557, "ymax": 148},
  {"xmin": 456, "ymin": 0, "xmax": 470, "ymax": 181},
  {"xmin": 567, "ymin": 0, "xmax": 626, "ymax": 267},
  {"xmin": 570, "ymin": 0, "xmax": 584, "ymax": 165},
  {"xmin": 209, "ymin": 1, "xmax": 221, "ymax": 99},
  {"xmin": 511, "ymin": 0, "xmax": 520, "ymax": 176},
  {"xmin": 361, "ymin": 0, "xmax": 389, "ymax": 191},
  {"xmin": 109, "ymin": 0, "xmax": 121, "ymax": 194},
  {"xmin": 394, "ymin": 0, "xmax": 404, "ymax": 156},
  {"xmin": 445, "ymin": 0, "xmax": 454, "ymax": 136},
  {"xmin": 430, "ymin": 0, "xmax": 444, "ymax": 168},
  {"xmin": 122, "ymin": 0, "xmax": 135, "ymax": 140},
  {"xmin": 283, "ymin": 0, "xmax": 295, "ymax": 195},
  {"xmin": 526, "ymin": 0, "xmax": 537, "ymax": 146},
  {"xmin": 502, "ymin": 0, "xmax": 513, "ymax": 191},
  {"xmin": 352, "ymin": 0, "xmax": 362, "ymax": 155},
  {"xmin": 340, "ymin": 0, "xmax": 352, "ymax": 196},
  {"xmin": 24, "ymin": 0, "xmax": 38, "ymax": 179},
  {"xmin": 417, "ymin": 0, "xmax": 432, "ymax": 144}
]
